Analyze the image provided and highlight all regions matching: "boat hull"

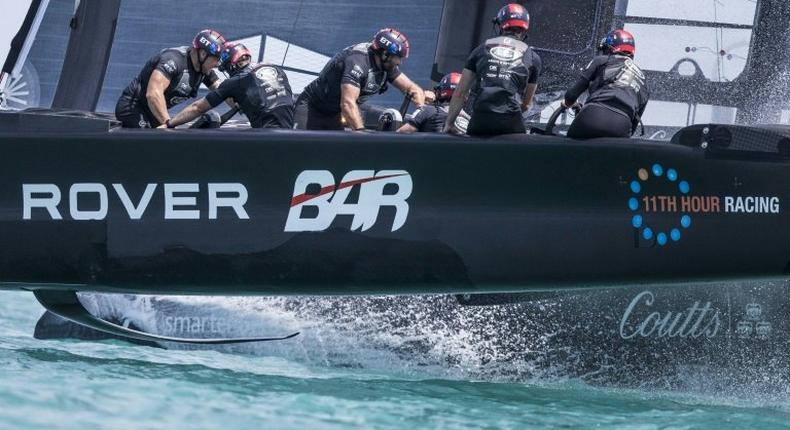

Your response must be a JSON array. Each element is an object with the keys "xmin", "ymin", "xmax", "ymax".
[{"xmin": 0, "ymin": 127, "xmax": 788, "ymax": 295}]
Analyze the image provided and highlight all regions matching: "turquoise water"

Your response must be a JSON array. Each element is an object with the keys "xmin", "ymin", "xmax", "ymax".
[{"xmin": 3, "ymin": 291, "xmax": 790, "ymax": 429}]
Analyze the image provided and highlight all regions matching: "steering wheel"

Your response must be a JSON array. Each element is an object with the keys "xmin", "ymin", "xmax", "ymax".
[{"xmin": 530, "ymin": 104, "xmax": 567, "ymax": 136}]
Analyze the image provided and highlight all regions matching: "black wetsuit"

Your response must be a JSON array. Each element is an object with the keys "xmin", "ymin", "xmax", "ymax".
[
  {"xmin": 463, "ymin": 36, "xmax": 542, "ymax": 136},
  {"xmin": 115, "ymin": 46, "xmax": 218, "ymax": 128},
  {"xmin": 407, "ymin": 104, "xmax": 469, "ymax": 134},
  {"xmin": 407, "ymin": 104, "xmax": 448, "ymax": 132},
  {"xmin": 565, "ymin": 54, "xmax": 649, "ymax": 139},
  {"xmin": 295, "ymin": 43, "xmax": 401, "ymax": 130},
  {"xmin": 204, "ymin": 64, "xmax": 295, "ymax": 129}
]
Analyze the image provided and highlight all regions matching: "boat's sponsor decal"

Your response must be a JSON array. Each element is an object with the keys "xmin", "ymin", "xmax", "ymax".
[
  {"xmin": 734, "ymin": 303, "xmax": 772, "ymax": 340},
  {"xmin": 619, "ymin": 290, "xmax": 722, "ymax": 339},
  {"xmin": 285, "ymin": 170, "xmax": 412, "ymax": 232},
  {"xmin": 627, "ymin": 163, "xmax": 781, "ymax": 246},
  {"xmin": 620, "ymin": 290, "xmax": 773, "ymax": 341},
  {"xmin": 164, "ymin": 316, "xmax": 229, "ymax": 335},
  {"xmin": 22, "ymin": 183, "xmax": 249, "ymax": 220}
]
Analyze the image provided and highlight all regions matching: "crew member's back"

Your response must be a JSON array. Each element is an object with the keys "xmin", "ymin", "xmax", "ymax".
[
  {"xmin": 465, "ymin": 35, "xmax": 541, "ymax": 135},
  {"xmin": 444, "ymin": 4, "xmax": 541, "ymax": 137},
  {"xmin": 206, "ymin": 63, "xmax": 294, "ymax": 129},
  {"xmin": 563, "ymin": 29, "xmax": 650, "ymax": 139}
]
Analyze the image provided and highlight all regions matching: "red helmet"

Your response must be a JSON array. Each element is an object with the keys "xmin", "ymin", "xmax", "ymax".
[
  {"xmin": 192, "ymin": 29, "xmax": 226, "ymax": 57},
  {"xmin": 219, "ymin": 41, "xmax": 252, "ymax": 74},
  {"xmin": 599, "ymin": 29, "xmax": 636, "ymax": 57},
  {"xmin": 435, "ymin": 72, "xmax": 461, "ymax": 102},
  {"xmin": 371, "ymin": 28, "xmax": 410, "ymax": 59},
  {"xmin": 495, "ymin": 3, "xmax": 530, "ymax": 32}
]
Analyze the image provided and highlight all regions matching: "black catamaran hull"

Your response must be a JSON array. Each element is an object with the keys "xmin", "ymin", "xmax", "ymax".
[{"xmin": 0, "ymin": 124, "xmax": 788, "ymax": 296}]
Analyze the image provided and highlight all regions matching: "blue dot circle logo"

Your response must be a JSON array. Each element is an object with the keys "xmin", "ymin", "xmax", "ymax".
[{"xmin": 628, "ymin": 164, "xmax": 693, "ymax": 247}]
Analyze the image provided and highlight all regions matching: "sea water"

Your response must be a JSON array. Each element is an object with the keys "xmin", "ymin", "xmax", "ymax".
[{"xmin": 2, "ymin": 291, "xmax": 790, "ymax": 430}]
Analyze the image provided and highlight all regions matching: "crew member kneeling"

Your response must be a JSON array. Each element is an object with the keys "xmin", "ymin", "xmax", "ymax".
[
  {"xmin": 444, "ymin": 3, "xmax": 541, "ymax": 137},
  {"xmin": 115, "ymin": 29, "xmax": 226, "ymax": 128},
  {"xmin": 397, "ymin": 72, "xmax": 468, "ymax": 134},
  {"xmin": 164, "ymin": 42, "xmax": 294, "ymax": 129},
  {"xmin": 563, "ymin": 29, "xmax": 650, "ymax": 139},
  {"xmin": 295, "ymin": 28, "xmax": 425, "ymax": 131}
]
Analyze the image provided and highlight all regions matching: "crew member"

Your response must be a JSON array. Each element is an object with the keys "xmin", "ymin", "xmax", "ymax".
[
  {"xmin": 444, "ymin": 4, "xmax": 541, "ymax": 136},
  {"xmin": 164, "ymin": 42, "xmax": 295, "ymax": 129},
  {"xmin": 397, "ymin": 72, "xmax": 468, "ymax": 134},
  {"xmin": 295, "ymin": 28, "xmax": 425, "ymax": 131},
  {"xmin": 115, "ymin": 29, "xmax": 226, "ymax": 128},
  {"xmin": 562, "ymin": 29, "xmax": 650, "ymax": 139}
]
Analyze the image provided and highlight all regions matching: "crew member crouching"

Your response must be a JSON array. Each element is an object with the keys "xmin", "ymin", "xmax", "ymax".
[
  {"xmin": 397, "ymin": 72, "xmax": 468, "ymax": 134},
  {"xmin": 164, "ymin": 42, "xmax": 295, "ymax": 129},
  {"xmin": 295, "ymin": 28, "xmax": 425, "ymax": 131},
  {"xmin": 115, "ymin": 29, "xmax": 226, "ymax": 128}
]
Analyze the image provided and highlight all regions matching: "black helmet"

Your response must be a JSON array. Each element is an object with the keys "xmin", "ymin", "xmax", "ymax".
[
  {"xmin": 192, "ymin": 29, "xmax": 226, "ymax": 58},
  {"xmin": 434, "ymin": 72, "xmax": 461, "ymax": 103},
  {"xmin": 370, "ymin": 28, "xmax": 410, "ymax": 59},
  {"xmin": 598, "ymin": 29, "xmax": 636, "ymax": 58},
  {"xmin": 494, "ymin": 4, "xmax": 530, "ymax": 35},
  {"xmin": 219, "ymin": 42, "xmax": 252, "ymax": 74}
]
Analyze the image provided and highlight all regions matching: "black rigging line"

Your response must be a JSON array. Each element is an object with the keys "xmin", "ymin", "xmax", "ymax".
[{"xmin": 281, "ymin": 0, "xmax": 306, "ymax": 67}]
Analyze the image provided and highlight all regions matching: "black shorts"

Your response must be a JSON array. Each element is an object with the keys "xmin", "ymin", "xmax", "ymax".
[
  {"xmin": 255, "ymin": 105, "xmax": 296, "ymax": 129},
  {"xmin": 467, "ymin": 111, "xmax": 526, "ymax": 137},
  {"xmin": 294, "ymin": 96, "xmax": 344, "ymax": 131},
  {"xmin": 115, "ymin": 94, "xmax": 155, "ymax": 128},
  {"xmin": 567, "ymin": 103, "xmax": 633, "ymax": 139}
]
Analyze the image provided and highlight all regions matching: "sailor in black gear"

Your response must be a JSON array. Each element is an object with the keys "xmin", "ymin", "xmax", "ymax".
[
  {"xmin": 295, "ymin": 28, "xmax": 425, "ymax": 131},
  {"xmin": 563, "ymin": 29, "xmax": 650, "ymax": 139},
  {"xmin": 165, "ymin": 42, "xmax": 295, "ymax": 129},
  {"xmin": 444, "ymin": 4, "xmax": 541, "ymax": 137},
  {"xmin": 115, "ymin": 29, "xmax": 226, "ymax": 128},
  {"xmin": 397, "ymin": 72, "xmax": 468, "ymax": 134}
]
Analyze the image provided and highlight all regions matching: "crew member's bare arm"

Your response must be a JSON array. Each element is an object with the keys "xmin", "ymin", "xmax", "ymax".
[
  {"xmin": 391, "ymin": 74, "xmax": 425, "ymax": 107},
  {"xmin": 522, "ymin": 83, "xmax": 538, "ymax": 112},
  {"xmin": 146, "ymin": 70, "xmax": 172, "ymax": 125},
  {"xmin": 340, "ymin": 83, "xmax": 365, "ymax": 130},
  {"xmin": 165, "ymin": 98, "xmax": 212, "ymax": 128},
  {"xmin": 396, "ymin": 123, "xmax": 419, "ymax": 134},
  {"xmin": 443, "ymin": 69, "xmax": 475, "ymax": 133}
]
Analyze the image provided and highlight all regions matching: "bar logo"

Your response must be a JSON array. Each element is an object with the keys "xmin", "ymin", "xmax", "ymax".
[{"xmin": 285, "ymin": 170, "xmax": 412, "ymax": 232}]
